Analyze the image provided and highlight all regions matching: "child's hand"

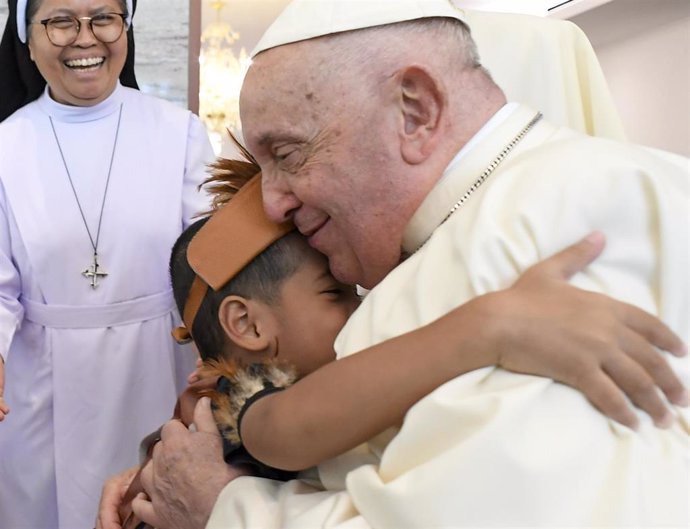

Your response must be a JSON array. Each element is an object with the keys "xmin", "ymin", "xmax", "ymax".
[
  {"xmin": 187, "ymin": 357, "xmax": 204, "ymax": 384},
  {"xmin": 95, "ymin": 465, "xmax": 141, "ymax": 529},
  {"xmin": 484, "ymin": 231, "xmax": 687, "ymax": 430}
]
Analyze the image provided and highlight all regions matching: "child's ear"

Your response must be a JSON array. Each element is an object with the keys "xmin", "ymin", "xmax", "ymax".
[{"xmin": 218, "ymin": 295, "xmax": 276, "ymax": 357}]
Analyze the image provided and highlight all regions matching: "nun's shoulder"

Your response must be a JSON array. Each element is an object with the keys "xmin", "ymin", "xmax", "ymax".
[
  {"xmin": 119, "ymin": 86, "xmax": 192, "ymax": 118},
  {"xmin": 0, "ymin": 100, "xmax": 42, "ymax": 143}
]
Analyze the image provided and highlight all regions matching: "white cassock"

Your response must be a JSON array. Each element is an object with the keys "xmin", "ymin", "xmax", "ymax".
[
  {"xmin": 207, "ymin": 104, "xmax": 689, "ymax": 528},
  {"xmin": 0, "ymin": 83, "xmax": 214, "ymax": 529}
]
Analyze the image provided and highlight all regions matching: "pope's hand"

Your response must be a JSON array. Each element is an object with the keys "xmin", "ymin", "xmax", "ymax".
[
  {"xmin": 132, "ymin": 397, "xmax": 245, "ymax": 529},
  {"xmin": 485, "ymin": 231, "xmax": 687, "ymax": 430}
]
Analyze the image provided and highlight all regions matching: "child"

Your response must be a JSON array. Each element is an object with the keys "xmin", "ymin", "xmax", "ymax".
[
  {"xmin": 119, "ymin": 150, "xmax": 362, "ymax": 528},
  {"xmin": 169, "ymin": 184, "xmax": 360, "ymax": 480}
]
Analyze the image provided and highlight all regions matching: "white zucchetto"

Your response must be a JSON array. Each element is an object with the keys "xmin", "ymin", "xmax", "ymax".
[{"xmin": 251, "ymin": 0, "xmax": 467, "ymax": 57}]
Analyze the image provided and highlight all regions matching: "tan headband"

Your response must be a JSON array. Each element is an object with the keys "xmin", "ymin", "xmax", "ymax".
[{"xmin": 173, "ymin": 174, "xmax": 295, "ymax": 343}]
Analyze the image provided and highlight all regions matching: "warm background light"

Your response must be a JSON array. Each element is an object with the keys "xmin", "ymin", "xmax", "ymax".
[{"xmin": 199, "ymin": 0, "xmax": 250, "ymax": 154}]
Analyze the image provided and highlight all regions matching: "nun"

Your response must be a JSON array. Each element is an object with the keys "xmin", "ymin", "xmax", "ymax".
[{"xmin": 0, "ymin": 0, "xmax": 213, "ymax": 527}]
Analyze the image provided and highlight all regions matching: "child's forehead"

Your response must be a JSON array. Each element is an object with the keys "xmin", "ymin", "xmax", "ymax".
[{"xmin": 276, "ymin": 249, "xmax": 335, "ymax": 297}]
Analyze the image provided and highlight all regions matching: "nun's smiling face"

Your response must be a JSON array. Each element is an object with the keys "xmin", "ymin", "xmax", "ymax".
[{"xmin": 27, "ymin": 0, "xmax": 128, "ymax": 106}]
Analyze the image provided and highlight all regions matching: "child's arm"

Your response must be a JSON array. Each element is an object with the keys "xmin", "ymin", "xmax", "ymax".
[
  {"xmin": 241, "ymin": 295, "xmax": 495, "ymax": 471},
  {"xmin": 240, "ymin": 252, "xmax": 686, "ymax": 471}
]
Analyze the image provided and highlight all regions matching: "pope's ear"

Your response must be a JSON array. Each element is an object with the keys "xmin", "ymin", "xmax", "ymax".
[
  {"xmin": 397, "ymin": 66, "xmax": 443, "ymax": 164},
  {"xmin": 218, "ymin": 295, "xmax": 274, "ymax": 354}
]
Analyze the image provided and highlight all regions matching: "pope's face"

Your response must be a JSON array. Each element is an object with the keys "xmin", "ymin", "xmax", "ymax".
[
  {"xmin": 27, "ymin": 0, "xmax": 128, "ymax": 106},
  {"xmin": 240, "ymin": 44, "xmax": 414, "ymax": 289}
]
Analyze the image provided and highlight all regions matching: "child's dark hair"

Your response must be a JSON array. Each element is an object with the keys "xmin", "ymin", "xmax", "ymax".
[
  {"xmin": 171, "ymin": 226, "xmax": 308, "ymax": 362},
  {"xmin": 170, "ymin": 139, "xmax": 310, "ymax": 362}
]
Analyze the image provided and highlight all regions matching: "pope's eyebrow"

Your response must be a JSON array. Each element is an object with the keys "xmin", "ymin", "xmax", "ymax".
[{"xmin": 256, "ymin": 133, "xmax": 275, "ymax": 147}]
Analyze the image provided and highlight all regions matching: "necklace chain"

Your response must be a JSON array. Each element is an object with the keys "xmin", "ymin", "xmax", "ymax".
[
  {"xmin": 49, "ymin": 103, "xmax": 123, "ymax": 287},
  {"xmin": 412, "ymin": 112, "xmax": 543, "ymax": 254}
]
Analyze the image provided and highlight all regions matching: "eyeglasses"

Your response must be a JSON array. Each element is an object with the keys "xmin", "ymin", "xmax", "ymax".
[{"xmin": 30, "ymin": 13, "xmax": 127, "ymax": 47}]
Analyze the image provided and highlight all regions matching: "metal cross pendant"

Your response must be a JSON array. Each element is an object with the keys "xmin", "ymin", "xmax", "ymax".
[{"xmin": 82, "ymin": 253, "xmax": 108, "ymax": 289}]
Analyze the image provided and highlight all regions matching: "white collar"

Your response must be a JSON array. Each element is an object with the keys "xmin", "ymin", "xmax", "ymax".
[
  {"xmin": 401, "ymin": 103, "xmax": 543, "ymax": 254},
  {"xmin": 440, "ymin": 102, "xmax": 519, "ymax": 183}
]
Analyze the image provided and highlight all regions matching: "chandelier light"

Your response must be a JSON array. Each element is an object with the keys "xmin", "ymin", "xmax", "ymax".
[{"xmin": 199, "ymin": 0, "xmax": 250, "ymax": 152}]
